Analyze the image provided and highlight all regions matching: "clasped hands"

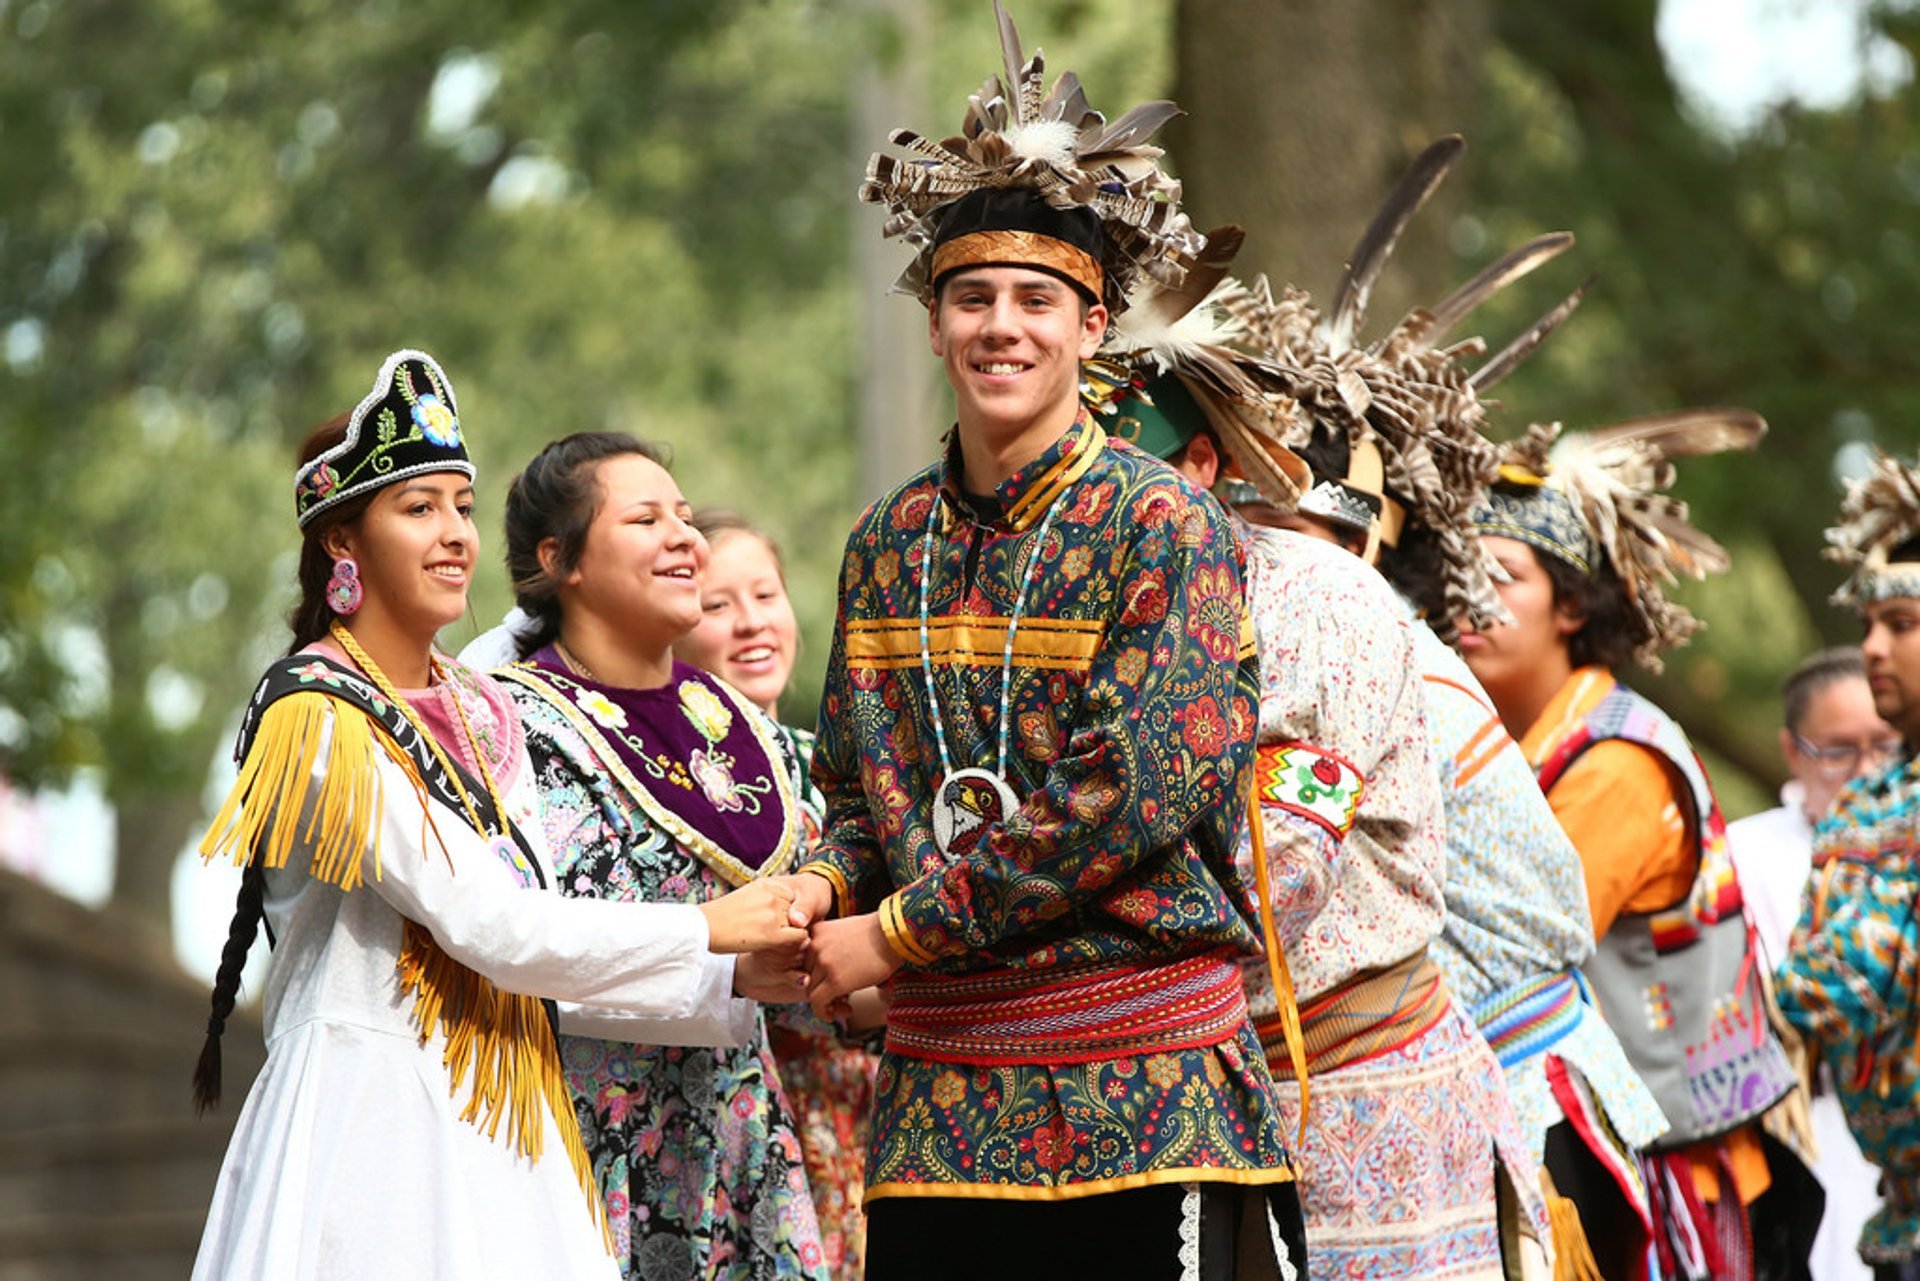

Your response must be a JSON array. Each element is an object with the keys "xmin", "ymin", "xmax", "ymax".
[{"xmin": 697, "ymin": 873, "xmax": 902, "ymax": 1017}]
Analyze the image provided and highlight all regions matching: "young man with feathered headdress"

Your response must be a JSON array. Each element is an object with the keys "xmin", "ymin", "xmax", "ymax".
[
  {"xmin": 783, "ymin": 7, "xmax": 1305, "ymax": 1277},
  {"xmin": 1463, "ymin": 409, "xmax": 1817, "ymax": 1279},
  {"xmin": 1777, "ymin": 454, "xmax": 1920, "ymax": 1280},
  {"xmin": 1098, "ymin": 139, "xmax": 1667, "ymax": 1280}
]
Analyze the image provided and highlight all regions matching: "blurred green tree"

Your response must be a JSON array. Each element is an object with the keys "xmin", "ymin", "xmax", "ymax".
[
  {"xmin": 0, "ymin": 0, "xmax": 1168, "ymax": 933},
  {"xmin": 6, "ymin": 0, "xmax": 1916, "ymax": 939}
]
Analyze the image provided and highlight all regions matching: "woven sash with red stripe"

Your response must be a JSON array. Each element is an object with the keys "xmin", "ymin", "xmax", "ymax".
[
  {"xmin": 1257, "ymin": 950, "xmax": 1450, "ymax": 1078},
  {"xmin": 885, "ymin": 949, "xmax": 1250, "ymax": 1067}
]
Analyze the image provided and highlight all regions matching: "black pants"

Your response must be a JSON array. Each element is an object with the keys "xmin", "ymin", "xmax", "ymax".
[
  {"xmin": 865, "ymin": 1182, "xmax": 1306, "ymax": 1281},
  {"xmin": 1747, "ymin": 1130, "xmax": 1822, "ymax": 1281}
]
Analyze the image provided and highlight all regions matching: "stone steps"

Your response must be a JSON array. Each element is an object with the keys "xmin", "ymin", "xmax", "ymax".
[
  {"xmin": 0, "ymin": 1208, "xmax": 204, "ymax": 1281},
  {"xmin": 0, "ymin": 869, "xmax": 262, "ymax": 1279}
]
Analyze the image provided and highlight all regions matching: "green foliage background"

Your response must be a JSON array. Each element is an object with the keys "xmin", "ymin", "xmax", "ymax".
[{"xmin": 2, "ymin": 0, "xmax": 1916, "ymax": 926}]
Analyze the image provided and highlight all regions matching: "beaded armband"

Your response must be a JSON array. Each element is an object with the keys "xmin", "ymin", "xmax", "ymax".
[{"xmin": 1253, "ymin": 742, "xmax": 1364, "ymax": 841}]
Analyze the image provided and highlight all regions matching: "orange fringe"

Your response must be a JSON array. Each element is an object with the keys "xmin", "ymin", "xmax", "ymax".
[
  {"xmin": 200, "ymin": 690, "xmax": 442, "ymax": 885},
  {"xmin": 1547, "ymin": 1193, "xmax": 1603, "ymax": 1281},
  {"xmin": 398, "ymin": 921, "xmax": 613, "ymax": 1252}
]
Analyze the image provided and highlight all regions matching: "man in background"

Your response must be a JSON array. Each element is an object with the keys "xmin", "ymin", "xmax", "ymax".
[{"xmin": 1730, "ymin": 647, "xmax": 1899, "ymax": 1281}]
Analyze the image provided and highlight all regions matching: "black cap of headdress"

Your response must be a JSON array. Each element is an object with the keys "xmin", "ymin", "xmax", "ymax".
[
  {"xmin": 295, "ymin": 349, "xmax": 472, "ymax": 528},
  {"xmin": 930, "ymin": 189, "xmax": 1106, "ymax": 304}
]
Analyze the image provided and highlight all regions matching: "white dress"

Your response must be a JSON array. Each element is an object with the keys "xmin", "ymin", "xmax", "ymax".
[{"xmin": 192, "ymin": 700, "xmax": 753, "ymax": 1281}]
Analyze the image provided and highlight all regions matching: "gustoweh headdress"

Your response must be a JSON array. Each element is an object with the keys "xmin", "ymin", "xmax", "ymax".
[
  {"xmin": 1826, "ymin": 451, "xmax": 1920, "ymax": 605},
  {"xmin": 296, "ymin": 349, "xmax": 471, "ymax": 527},
  {"xmin": 857, "ymin": 1, "xmax": 1200, "ymax": 314},
  {"xmin": 1476, "ymin": 410, "xmax": 1766, "ymax": 669},
  {"xmin": 1224, "ymin": 135, "xmax": 1589, "ymax": 643}
]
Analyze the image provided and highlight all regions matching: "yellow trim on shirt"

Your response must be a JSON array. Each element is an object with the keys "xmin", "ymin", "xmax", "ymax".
[
  {"xmin": 797, "ymin": 861, "xmax": 851, "ymax": 919},
  {"xmin": 846, "ymin": 616, "xmax": 1106, "ymax": 672},
  {"xmin": 865, "ymin": 1163, "xmax": 1295, "ymax": 1204},
  {"xmin": 880, "ymin": 892, "xmax": 939, "ymax": 966}
]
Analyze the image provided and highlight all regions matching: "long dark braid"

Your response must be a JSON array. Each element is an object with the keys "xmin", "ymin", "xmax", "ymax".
[
  {"xmin": 193, "ymin": 413, "xmax": 362, "ymax": 1112},
  {"xmin": 191, "ymin": 862, "xmax": 267, "ymax": 1113}
]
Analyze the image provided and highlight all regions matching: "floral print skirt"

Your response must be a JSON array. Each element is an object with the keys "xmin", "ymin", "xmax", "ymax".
[
  {"xmin": 562, "ymin": 1028, "xmax": 830, "ymax": 1281},
  {"xmin": 768, "ymin": 1022, "xmax": 881, "ymax": 1281}
]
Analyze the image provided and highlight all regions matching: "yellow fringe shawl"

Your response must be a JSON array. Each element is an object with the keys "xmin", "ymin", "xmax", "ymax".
[{"xmin": 200, "ymin": 689, "xmax": 613, "ymax": 1251}]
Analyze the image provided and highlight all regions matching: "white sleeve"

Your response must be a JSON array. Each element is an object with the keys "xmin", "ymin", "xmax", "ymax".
[
  {"xmin": 456, "ymin": 607, "xmax": 537, "ymax": 668},
  {"xmin": 335, "ymin": 720, "xmax": 724, "ymax": 1022},
  {"xmin": 556, "ymin": 953, "xmax": 757, "ymax": 1047}
]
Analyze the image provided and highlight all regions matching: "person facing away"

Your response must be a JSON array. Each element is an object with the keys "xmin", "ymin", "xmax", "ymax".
[
  {"xmin": 487, "ymin": 434, "xmax": 831, "ymax": 1281},
  {"xmin": 1776, "ymin": 455, "xmax": 1920, "ymax": 1281},
  {"xmin": 1150, "ymin": 396, "xmax": 1668, "ymax": 1279},
  {"xmin": 187, "ymin": 350, "xmax": 805, "ymax": 1281},
  {"xmin": 1105, "ymin": 198, "xmax": 1577, "ymax": 1273},
  {"xmin": 789, "ymin": 9, "xmax": 1305, "ymax": 1275}
]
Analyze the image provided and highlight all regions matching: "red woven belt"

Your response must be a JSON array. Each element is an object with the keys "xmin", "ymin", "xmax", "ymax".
[{"xmin": 886, "ymin": 948, "xmax": 1250, "ymax": 1067}]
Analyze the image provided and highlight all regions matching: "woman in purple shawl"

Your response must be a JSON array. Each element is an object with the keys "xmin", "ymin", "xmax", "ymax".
[{"xmin": 491, "ymin": 432, "xmax": 829, "ymax": 1281}]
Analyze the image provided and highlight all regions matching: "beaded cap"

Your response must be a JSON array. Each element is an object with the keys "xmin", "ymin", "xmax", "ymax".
[
  {"xmin": 296, "ymin": 349, "xmax": 471, "ymax": 528},
  {"xmin": 1473, "ymin": 412, "xmax": 1766, "ymax": 669}
]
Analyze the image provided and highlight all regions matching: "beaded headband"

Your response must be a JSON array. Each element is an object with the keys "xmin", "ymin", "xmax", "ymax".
[
  {"xmin": 296, "ymin": 349, "xmax": 472, "ymax": 528},
  {"xmin": 1471, "ymin": 481, "xmax": 1594, "ymax": 576}
]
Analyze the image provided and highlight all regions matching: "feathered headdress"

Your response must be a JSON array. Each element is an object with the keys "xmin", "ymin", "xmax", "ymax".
[
  {"xmin": 1221, "ymin": 135, "xmax": 1589, "ymax": 644},
  {"xmin": 1477, "ymin": 410, "xmax": 1766, "ymax": 669},
  {"xmin": 857, "ymin": 0, "xmax": 1200, "ymax": 314},
  {"xmin": 1093, "ymin": 225, "xmax": 1311, "ymax": 504},
  {"xmin": 1826, "ymin": 451, "xmax": 1920, "ymax": 605}
]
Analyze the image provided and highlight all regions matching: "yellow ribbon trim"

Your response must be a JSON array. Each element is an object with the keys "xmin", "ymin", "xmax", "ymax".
[
  {"xmin": 1247, "ymin": 793, "xmax": 1309, "ymax": 1151},
  {"xmin": 865, "ymin": 1162, "xmax": 1294, "ymax": 1204},
  {"xmin": 880, "ymin": 891, "xmax": 939, "ymax": 966}
]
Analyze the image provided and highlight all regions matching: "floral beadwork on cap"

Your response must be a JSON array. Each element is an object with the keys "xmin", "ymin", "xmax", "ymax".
[{"xmin": 295, "ymin": 349, "xmax": 474, "ymax": 528}]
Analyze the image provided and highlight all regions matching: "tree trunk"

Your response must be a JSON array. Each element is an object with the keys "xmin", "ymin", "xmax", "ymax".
[
  {"xmin": 1170, "ymin": 0, "xmax": 1493, "ymax": 323},
  {"xmin": 110, "ymin": 792, "xmax": 197, "ymax": 938},
  {"xmin": 854, "ymin": 0, "xmax": 940, "ymax": 505}
]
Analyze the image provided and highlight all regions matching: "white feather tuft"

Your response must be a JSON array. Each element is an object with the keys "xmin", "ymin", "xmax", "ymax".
[
  {"xmin": 1003, "ymin": 119, "xmax": 1080, "ymax": 167},
  {"xmin": 1112, "ymin": 280, "xmax": 1246, "ymax": 374}
]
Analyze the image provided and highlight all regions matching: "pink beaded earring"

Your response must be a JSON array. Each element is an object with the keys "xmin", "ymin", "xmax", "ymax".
[{"xmin": 325, "ymin": 556, "xmax": 363, "ymax": 616}]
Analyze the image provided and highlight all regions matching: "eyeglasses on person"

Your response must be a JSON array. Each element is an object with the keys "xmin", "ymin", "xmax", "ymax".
[{"xmin": 1791, "ymin": 733, "xmax": 1905, "ymax": 779}]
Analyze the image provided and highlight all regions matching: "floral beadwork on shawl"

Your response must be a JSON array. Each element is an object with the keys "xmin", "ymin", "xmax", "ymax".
[{"xmin": 496, "ymin": 658, "xmax": 801, "ymax": 886}]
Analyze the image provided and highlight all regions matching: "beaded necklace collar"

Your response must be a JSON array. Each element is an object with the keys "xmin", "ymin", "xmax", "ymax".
[{"xmin": 916, "ymin": 472, "xmax": 1072, "ymax": 861}]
